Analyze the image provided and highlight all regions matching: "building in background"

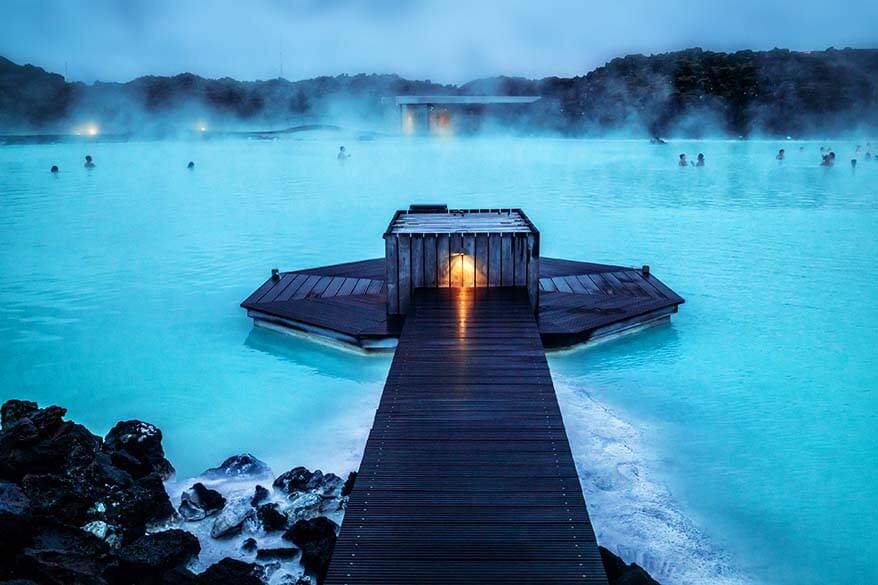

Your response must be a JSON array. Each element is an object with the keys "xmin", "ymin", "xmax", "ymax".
[{"xmin": 388, "ymin": 96, "xmax": 542, "ymax": 135}]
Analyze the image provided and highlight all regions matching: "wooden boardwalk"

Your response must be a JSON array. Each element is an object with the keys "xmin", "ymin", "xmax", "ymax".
[{"xmin": 324, "ymin": 287, "xmax": 608, "ymax": 584}]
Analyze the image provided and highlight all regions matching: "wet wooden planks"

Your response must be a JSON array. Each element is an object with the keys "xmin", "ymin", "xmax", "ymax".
[{"xmin": 324, "ymin": 287, "xmax": 607, "ymax": 585}]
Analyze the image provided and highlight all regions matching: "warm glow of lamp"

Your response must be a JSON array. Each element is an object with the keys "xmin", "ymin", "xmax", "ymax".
[
  {"xmin": 403, "ymin": 112, "xmax": 415, "ymax": 135},
  {"xmin": 450, "ymin": 253, "xmax": 476, "ymax": 288},
  {"xmin": 74, "ymin": 123, "xmax": 99, "ymax": 136}
]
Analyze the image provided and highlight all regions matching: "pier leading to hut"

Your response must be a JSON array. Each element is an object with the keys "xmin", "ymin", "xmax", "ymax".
[
  {"xmin": 384, "ymin": 206, "xmax": 540, "ymax": 315},
  {"xmin": 324, "ymin": 287, "xmax": 608, "ymax": 584},
  {"xmin": 241, "ymin": 204, "xmax": 684, "ymax": 582}
]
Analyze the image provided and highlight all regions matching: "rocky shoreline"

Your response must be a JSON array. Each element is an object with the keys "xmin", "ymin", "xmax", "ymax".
[{"xmin": 0, "ymin": 399, "xmax": 659, "ymax": 585}]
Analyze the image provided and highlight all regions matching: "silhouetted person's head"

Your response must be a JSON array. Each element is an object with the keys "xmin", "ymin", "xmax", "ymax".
[
  {"xmin": 339, "ymin": 146, "xmax": 346, "ymax": 152},
  {"xmin": 85, "ymin": 155, "xmax": 92, "ymax": 163},
  {"xmin": 829, "ymin": 152, "xmax": 836, "ymax": 160},
  {"xmin": 187, "ymin": 161, "xmax": 195, "ymax": 169},
  {"xmin": 50, "ymin": 165, "xmax": 59, "ymax": 173},
  {"xmin": 697, "ymin": 154, "xmax": 704, "ymax": 161},
  {"xmin": 779, "ymin": 149, "xmax": 785, "ymax": 154}
]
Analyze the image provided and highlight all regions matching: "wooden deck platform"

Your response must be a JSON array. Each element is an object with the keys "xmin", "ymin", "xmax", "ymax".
[
  {"xmin": 241, "ymin": 257, "xmax": 683, "ymax": 349},
  {"xmin": 324, "ymin": 287, "xmax": 608, "ymax": 584}
]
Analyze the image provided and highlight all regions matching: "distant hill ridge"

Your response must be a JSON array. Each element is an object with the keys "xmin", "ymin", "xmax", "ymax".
[{"xmin": 1, "ymin": 48, "xmax": 876, "ymax": 136}]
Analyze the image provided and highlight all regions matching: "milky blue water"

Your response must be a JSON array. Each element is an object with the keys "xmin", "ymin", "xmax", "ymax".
[{"xmin": 1, "ymin": 136, "xmax": 875, "ymax": 585}]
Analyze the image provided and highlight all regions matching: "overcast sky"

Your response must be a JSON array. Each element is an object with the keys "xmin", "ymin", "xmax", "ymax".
[{"xmin": 2, "ymin": 0, "xmax": 876, "ymax": 84}]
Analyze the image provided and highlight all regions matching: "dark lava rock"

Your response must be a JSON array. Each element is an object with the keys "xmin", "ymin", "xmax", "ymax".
[
  {"xmin": 272, "ymin": 467, "xmax": 343, "ymax": 495},
  {"xmin": 255, "ymin": 547, "xmax": 299, "ymax": 561},
  {"xmin": 0, "ymin": 401, "xmax": 174, "ymax": 544},
  {"xmin": 102, "ymin": 472, "xmax": 176, "ymax": 543},
  {"xmin": 201, "ymin": 454, "xmax": 271, "ymax": 481},
  {"xmin": 274, "ymin": 468, "xmax": 344, "ymax": 498},
  {"xmin": 162, "ymin": 567, "xmax": 198, "ymax": 585},
  {"xmin": 240, "ymin": 537, "xmax": 258, "ymax": 553},
  {"xmin": 281, "ymin": 516, "xmax": 338, "ymax": 545},
  {"xmin": 20, "ymin": 473, "xmax": 95, "ymax": 527},
  {"xmin": 196, "ymin": 558, "xmax": 264, "ymax": 585},
  {"xmin": 257, "ymin": 503, "xmax": 288, "ymax": 532},
  {"xmin": 0, "ymin": 404, "xmax": 101, "ymax": 482},
  {"xmin": 314, "ymin": 473, "xmax": 344, "ymax": 497},
  {"xmin": 179, "ymin": 483, "xmax": 226, "ymax": 521},
  {"xmin": 106, "ymin": 529, "xmax": 200, "ymax": 582},
  {"xmin": 341, "ymin": 472, "xmax": 356, "ymax": 497},
  {"xmin": 1, "ymin": 399, "xmax": 38, "ymax": 429},
  {"xmin": 0, "ymin": 480, "xmax": 32, "ymax": 548},
  {"xmin": 600, "ymin": 546, "xmax": 661, "ymax": 585},
  {"xmin": 250, "ymin": 484, "xmax": 269, "ymax": 507},
  {"xmin": 272, "ymin": 466, "xmax": 315, "ymax": 494},
  {"xmin": 103, "ymin": 420, "xmax": 175, "ymax": 481},
  {"xmin": 16, "ymin": 520, "xmax": 110, "ymax": 585},
  {"xmin": 282, "ymin": 517, "xmax": 338, "ymax": 582}
]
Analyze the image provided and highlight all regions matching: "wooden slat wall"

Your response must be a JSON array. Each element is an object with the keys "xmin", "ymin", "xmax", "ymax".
[
  {"xmin": 385, "ymin": 237, "xmax": 399, "ymax": 314},
  {"xmin": 488, "ymin": 234, "xmax": 501, "ymax": 287},
  {"xmin": 501, "ymin": 237, "xmax": 514, "ymax": 286},
  {"xmin": 386, "ymin": 233, "xmax": 540, "ymax": 315},
  {"xmin": 424, "ymin": 235, "xmax": 437, "ymax": 288},
  {"xmin": 513, "ymin": 235, "xmax": 527, "ymax": 287},
  {"xmin": 398, "ymin": 236, "xmax": 412, "ymax": 314},
  {"xmin": 412, "ymin": 236, "xmax": 424, "ymax": 289},
  {"xmin": 475, "ymin": 234, "xmax": 488, "ymax": 288},
  {"xmin": 437, "ymin": 235, "xmax": 450, "ymax": 288}
]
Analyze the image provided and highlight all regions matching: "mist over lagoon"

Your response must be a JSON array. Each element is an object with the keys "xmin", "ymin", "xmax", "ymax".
[
  {"xmin": 3, "ymin": 135, "xmax": 876, "ymax": 584},
  {"xmin": 1, "ymin": 2, "xmax": 877, "ymax": 585}
]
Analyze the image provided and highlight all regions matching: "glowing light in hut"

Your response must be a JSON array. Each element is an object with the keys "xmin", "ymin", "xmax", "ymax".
[
  {"xmin": 402, "ymin": 111, "xmax": 415, "ymax": 135},
  {"xmin": 74, "ymin": 123, "xmax": 99, "ymax": 136},
  {"xmin": 450, "ymin": 253, "xmax": 476, "ymax": 288}
]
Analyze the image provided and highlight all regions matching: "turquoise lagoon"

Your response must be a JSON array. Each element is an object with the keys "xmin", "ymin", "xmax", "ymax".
[{"xmin": 1, "ymin": 137, "xmax": 875, "ymax": 585}]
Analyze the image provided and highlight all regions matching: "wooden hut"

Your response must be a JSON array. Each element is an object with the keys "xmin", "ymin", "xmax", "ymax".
[{"xmin": 383, "ymin": 206, "xmax": 540, "ymax": 315}]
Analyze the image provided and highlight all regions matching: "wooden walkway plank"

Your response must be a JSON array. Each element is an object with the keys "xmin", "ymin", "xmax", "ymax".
[{"xmin": 324, "ymin": 287, "xmax": 607, "ymax": 585}]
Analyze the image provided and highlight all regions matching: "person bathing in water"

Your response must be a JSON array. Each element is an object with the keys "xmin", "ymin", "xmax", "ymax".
[
  {"xmin": 866, "ymin": 143, "xmax": 873, "ymax": 160},
  {"xmin": 695, "ymin": 153, "xmax": 705, "ymax": 166},
  {"xmin": 821, "ymin": 152, "xmax": 836, "ymax": 167},
  {"xmin": 337, "ymin": 146, "xmax": 350, "ymax": 161},
  {"xmin": 776, "ymin": 148, "xmax": 785, "ymax": 160},
  {"xmin": 84, "ymin": 155, "xmax": 95, "ymax": 168},
  {"xmin": 678, "ymin": 153, "xmax": 688, "ymax": 166}
]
